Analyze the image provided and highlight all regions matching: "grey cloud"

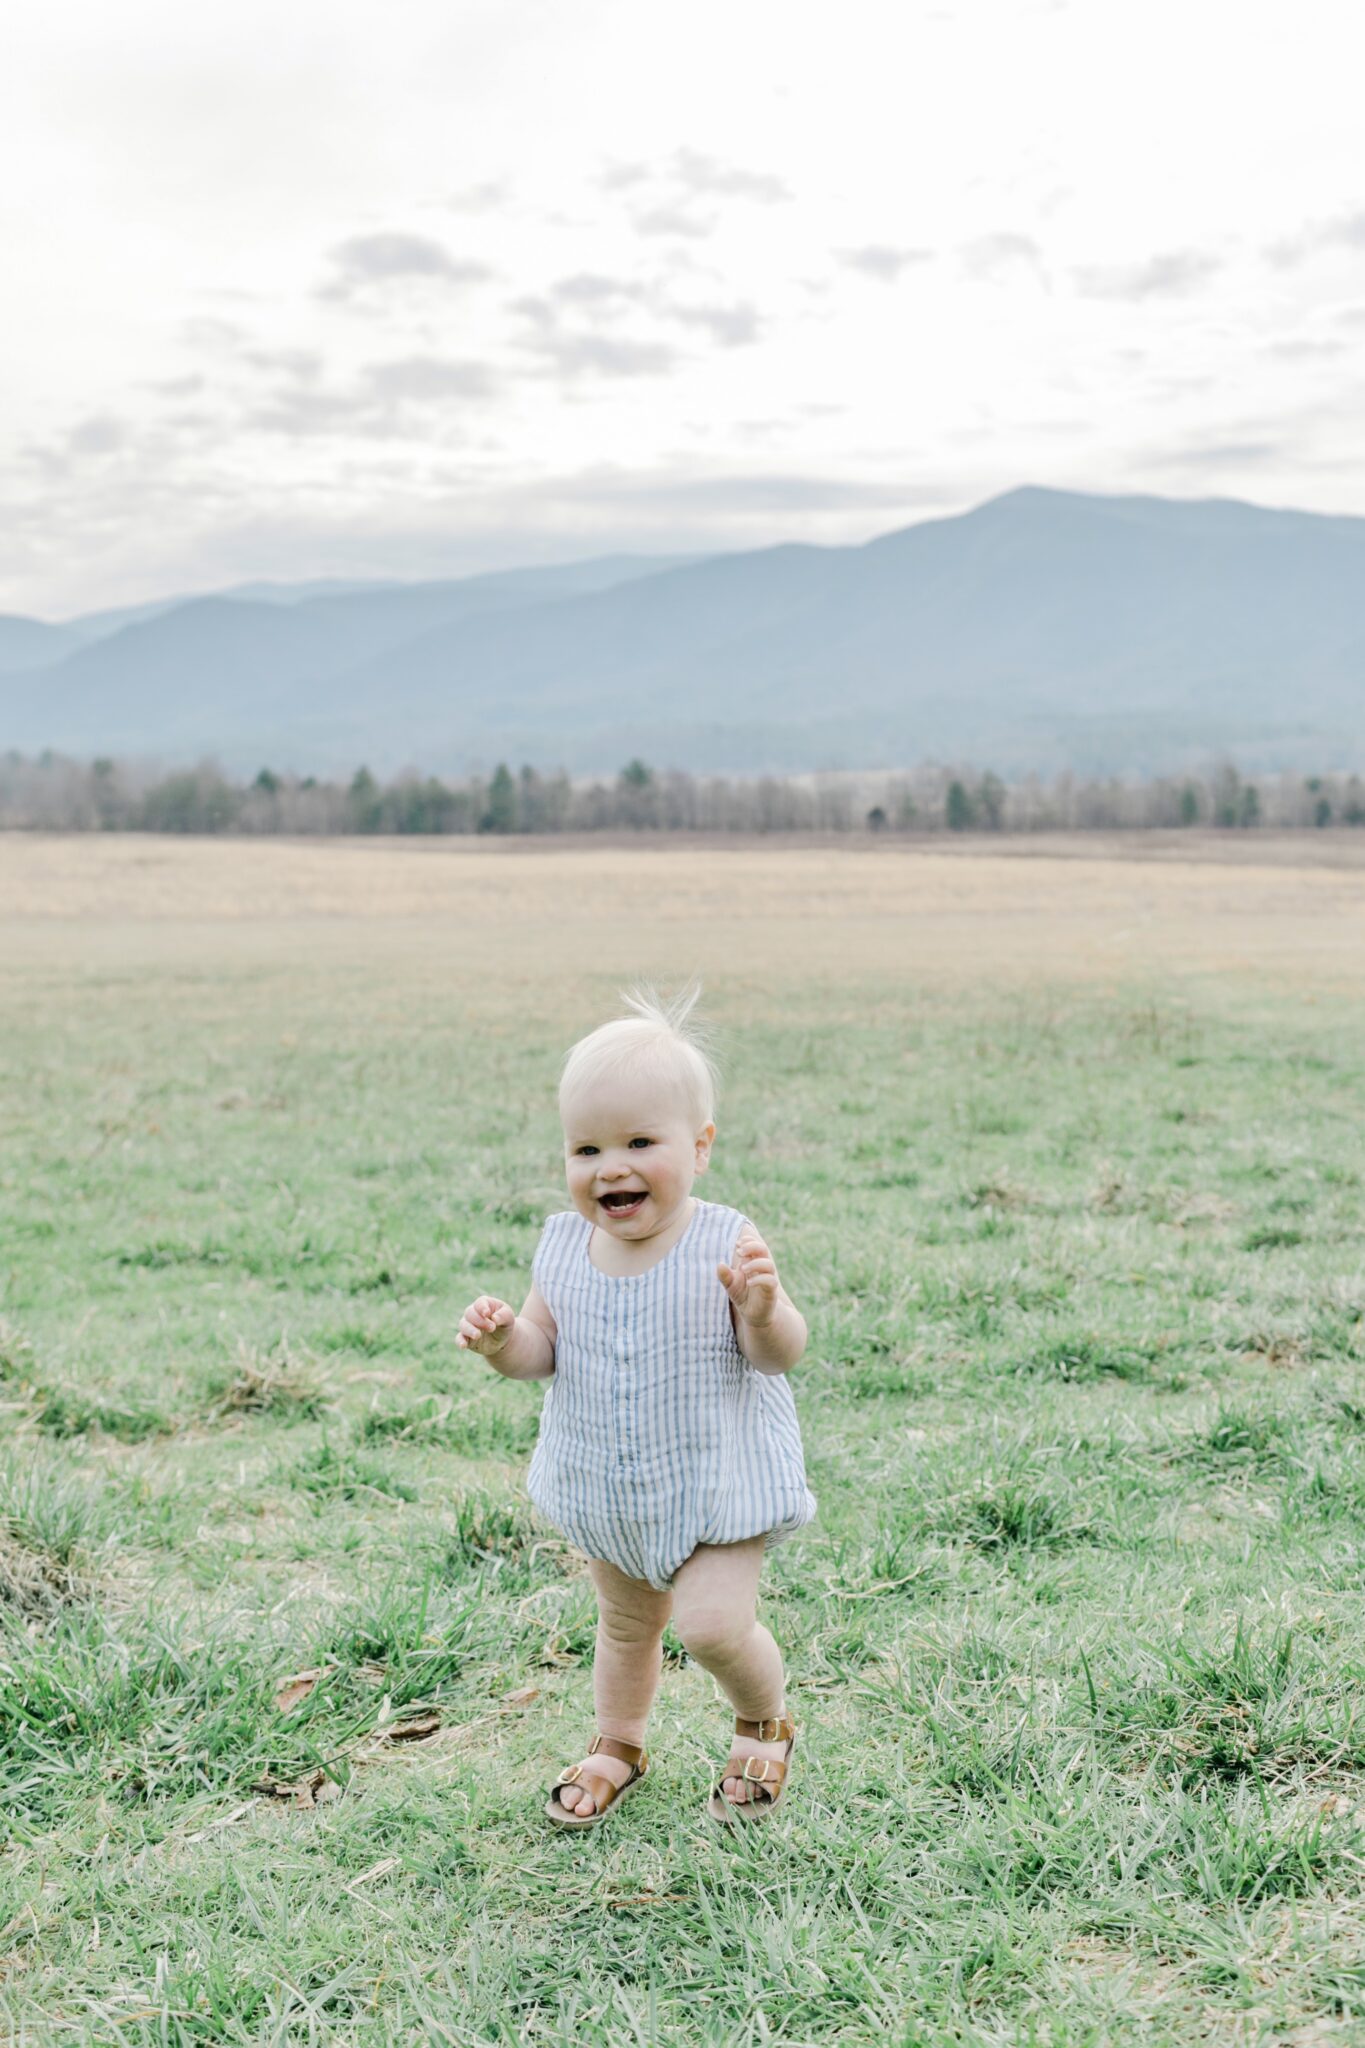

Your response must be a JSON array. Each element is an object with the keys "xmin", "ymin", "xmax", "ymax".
[
  {"xmin": 444, "ymin": 180, "xmax": 508, "ymax": 214},
  {"xmin": 633, "ymin": 204, "xmax": 715, "ymax": 240},
  {"xmin": 1266, "ymin": 338, "xmax": 1346, "ymax": 363},
  {"xmin": 962, "ymin": 233, "xmax": 1047, "ymax": 281},
  {"xmin": 600, "ymin": 161, "xmax": 652, "ymax": 192},
  {"xmin": 247, "ymin": 356, "xmax": 498, "ymax": 436},
  {"xmin": 550, "ymin": 273, "xmax": 652, "ymax": 309},
  {"xmin": 671, "ymin": 149, "xmax": 789, "ymax": 204},
  {"xmin": 69, "ymin": 415, "xmax": 128, "ymax": 457},
  {"xmin": 513, "ymin": 276, "xmax": 762, "ymax": 365},
  {"xmin": 1072, "ymin": 249, "xmax": 1222, "ymax": 299},
  {"xmin": 149, "ymin": 374, "xmax": 205, "ymax": 397},
  {"xmin": 1137, "ymin": 437, "xmax": 1284, "ymax": 473},
  {"xmin": 241, "ymin": 348, "xmax": 323, "ymax": 381},
  {"xmin": 181, "ymin": 317, "xmax": 248, "ymax": 351},
  {"xmin": 362, "ymin": 357, "xmax": 498, "ymax": 401},
  {"xmin": 668, "ymin": 301, "xmax": 761, "ymax": 347},
  {"xmin": 1266, "ymin": 209, "xmax": 1365, "ymax": 267},
  {"xmin": 603, "ymin": 150, "xmax": 789, "ymax": 205},
  {"xmin": 519, "ymin": 331, "xmax": 679, "ymax": 380},
  {"xmin": 837, "ymin": 244, "xmax": 933, "ymax": 281},
  {"xmin": 318, "ymin": 233, "xmax": 494, "ymax": 302},
  {"xmin": 542, "ymin": 470, "xmax": 949, "ymax": 515}
]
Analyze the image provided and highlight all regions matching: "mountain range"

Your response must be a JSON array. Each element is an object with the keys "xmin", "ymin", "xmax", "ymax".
[{"xmin": 2, "ymin": 487, "xmax": 1363, "ymax": 777}]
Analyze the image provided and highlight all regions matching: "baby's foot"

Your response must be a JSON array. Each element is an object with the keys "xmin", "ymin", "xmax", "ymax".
[
  {"xmin": 720, "ymin": 1724, "xmax": 790, "ymax": 1807},
  {"xmin": 551, "ymin": 1744, "xmax": 637, "ymax": 1818}
]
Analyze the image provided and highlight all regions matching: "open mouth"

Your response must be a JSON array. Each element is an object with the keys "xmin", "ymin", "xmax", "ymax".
[{"xmin": 599, "ymin": 1191, "xmax": 646, "ymax": 1215}]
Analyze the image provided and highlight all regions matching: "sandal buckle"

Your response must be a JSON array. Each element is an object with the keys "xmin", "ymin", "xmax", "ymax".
[
  {"xmin": 559, "ymin": 1764, "xmax": 582, "ymax": 1785},
  {"xmin": 743, "ymin": 1757, "xmax": 773, "ymax": 1783}
]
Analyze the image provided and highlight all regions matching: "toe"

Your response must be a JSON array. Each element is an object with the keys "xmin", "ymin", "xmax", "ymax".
[{"xmin": 722, "ymin": 1774, "xmax": 748, "ymax": 1803}]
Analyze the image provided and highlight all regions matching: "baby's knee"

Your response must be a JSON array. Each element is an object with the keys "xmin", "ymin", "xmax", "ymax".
[
  {"xmin": 674, "ymin": 1602, "xmax": 752, "ymax": 1665},
  {"xmin": 597, "ymin": 1602, "xmax": 669, "ymax": 1649}
]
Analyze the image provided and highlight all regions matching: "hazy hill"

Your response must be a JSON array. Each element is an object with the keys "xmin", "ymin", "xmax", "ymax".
[
  {"xmin": 0, "ymin": 615, "xmax": 83, "ymax": 674},
  {"xmin": 3, "ymin": 489, "xmax": 1363, "ymax": 774}
]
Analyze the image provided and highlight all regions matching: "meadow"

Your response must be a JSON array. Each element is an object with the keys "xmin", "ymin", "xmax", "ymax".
[{"xmin": 2, "ymin": 832, "xmax": 1365, "ymax": 2046}]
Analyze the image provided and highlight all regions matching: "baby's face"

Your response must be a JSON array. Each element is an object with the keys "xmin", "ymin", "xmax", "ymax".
[{"xmin": 562, "ymin": 1073, "xmax": 714, "ymax": 1243}]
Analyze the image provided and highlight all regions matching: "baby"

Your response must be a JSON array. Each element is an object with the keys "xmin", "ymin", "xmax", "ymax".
[{"xmin": 456, "ymin": 986, "xmax": 817, "ymax": 1827}]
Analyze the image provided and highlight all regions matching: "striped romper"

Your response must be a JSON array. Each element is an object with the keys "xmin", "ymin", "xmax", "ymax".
[{"xmin": 526, "ymin": 1199, "xmax": 818, "ymax": 1591}]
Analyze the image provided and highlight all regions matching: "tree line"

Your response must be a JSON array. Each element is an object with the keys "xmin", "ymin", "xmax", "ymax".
[{"xmin": 2, "ymin": 750, "xmax": 1363, "ymax": 835}]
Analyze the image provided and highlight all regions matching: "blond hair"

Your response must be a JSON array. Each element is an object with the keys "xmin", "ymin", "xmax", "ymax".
[{"xmin": 559, "ymin": 983, "xmax": 719, "ymax": 1130}]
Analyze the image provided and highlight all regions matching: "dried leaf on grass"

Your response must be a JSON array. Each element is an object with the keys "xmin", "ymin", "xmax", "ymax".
[
  {"xmin": 272, "ymin": 1665, "xmax": 334, "ymax": 1714},
  {"xmin": 251, "ymin": 1768, "xmax": 342, "ymax": 1808},
  {"xmin": 502, "ymin": 1685, "xmax": 540, "ymax": 1708},
  {"xmin": 377, "ymin": 1712, "xmax": 442, "ymax": 1744}
]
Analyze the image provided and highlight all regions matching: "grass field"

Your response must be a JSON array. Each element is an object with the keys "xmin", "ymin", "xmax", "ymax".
[{"xmin": 3, "ymin": 833, "xmax": 1365, "ymax": 2046}]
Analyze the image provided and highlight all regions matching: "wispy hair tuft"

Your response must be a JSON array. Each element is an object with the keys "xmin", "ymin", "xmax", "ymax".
[{"xmin": 559, "ymin": 981, "xmax": 719, "ymax": 1128}]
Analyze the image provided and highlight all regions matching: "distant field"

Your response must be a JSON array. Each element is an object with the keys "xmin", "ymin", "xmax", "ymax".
[{"xmin": 3, "ymin": 835, "xmax": 1365, "ymax": 2045}]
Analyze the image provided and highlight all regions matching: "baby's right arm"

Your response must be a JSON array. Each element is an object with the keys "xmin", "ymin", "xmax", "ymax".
[{"xmin": 456, "ymin": 1281, "xmax": 557, "ymax": 1381}]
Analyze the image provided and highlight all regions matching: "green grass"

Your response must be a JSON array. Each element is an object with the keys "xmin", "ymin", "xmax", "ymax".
[{"xmin": 3, "ymin": 920, "xmax": 1365, "ymax": 2043}]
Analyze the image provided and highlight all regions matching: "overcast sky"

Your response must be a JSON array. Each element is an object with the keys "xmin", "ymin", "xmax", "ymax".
[{"xmin": 4, "ymin": 0, "xmax": 1364, "ymax": 617}]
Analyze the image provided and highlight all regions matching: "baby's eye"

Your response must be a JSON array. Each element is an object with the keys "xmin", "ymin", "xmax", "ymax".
[
  {"xmin": 575, "ymin": 1145, "xmax": 599, "ymax": 1157},
  {"xmin": 628, "ymin": 1137, "xmax": 653, "ymax": 1149}
]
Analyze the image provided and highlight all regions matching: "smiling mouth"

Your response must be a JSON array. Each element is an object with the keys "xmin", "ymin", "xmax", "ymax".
[{"xmin": 599, "ymin": 1191, "xmax": 646, "ymax": 1213}]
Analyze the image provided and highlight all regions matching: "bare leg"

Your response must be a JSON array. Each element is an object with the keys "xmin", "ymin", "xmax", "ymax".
[
  {"xmin": 671, "ymin": 1536, "xmax": 788, "ymax": 1805},
  {"xmin": 551, "ymin": 1555, "xmax": 672, "ymax": 1817}
]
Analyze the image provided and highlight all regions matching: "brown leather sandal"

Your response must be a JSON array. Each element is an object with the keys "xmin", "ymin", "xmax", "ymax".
[
  {"xmin": 707, "ymin": 1713, "xmax": 796, "ymax": 1824},
  {"xmin": 545, "ymin": 1735, "xmax": 649, "ymax": 1828}
]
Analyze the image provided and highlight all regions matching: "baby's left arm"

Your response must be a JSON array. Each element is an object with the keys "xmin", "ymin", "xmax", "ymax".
[{"xmin": 718, "ymin": 1226, "xmax": 807, "ymax": 1377}]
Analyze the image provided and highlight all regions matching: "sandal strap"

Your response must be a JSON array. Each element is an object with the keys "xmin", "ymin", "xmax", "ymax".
[
  {"xmin": 587, "ymin": 1734, "xmax": 647, "ymax": 1770},
  {"xmin": 716, "ymin": 1752, "xmax": 789, "ymax": 1799},
  {"xmin": 552, "ymin": 1764, "xmax": 635, "ymax": 1813},
  {"xmin": 734, "ymin": 1714, "xmax": 794, "ymax": 1744}
]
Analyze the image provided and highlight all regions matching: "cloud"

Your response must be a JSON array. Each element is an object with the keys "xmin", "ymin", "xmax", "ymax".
[
  {"xmin": 837, "ymin": 244, "xmax": 933, "ymax": 281},
  {"xmin": 632, "ymin": 204, "xmax": 715, "ymax": 240},
  {"xmin": 443, "ymin": 180, "xmax": 508, "ymax": 214},
  {"xmin": 1138, "ymin": 436, "xmax": 1285, "ymax": 473},
  {"xmin": 180, "ymin": 317, "xmax": 248, "ymax": 352},
  {"xmin": 362, "ymin": 356, "xmax": 498, "ymax": 401},
  {"xmin": 668, "ymin": 301, "xmax": 761, "ymax": 347},
  {"xmin": 1266, "ymin": 338, "xmax": 1346, "ymax": 363},
  {"xmin": 240, "ymin": 347, "xmax": 323, "ymax": 381},
  {"xmin": 603, "ymin": 150, "xmax": 789, "ymax": 205},
  {"xmin": 1266, "ymin": 208, "xmax": 1365, "ymax": 268},
  {"xmin": 602, "ymin": 149, "xmax": 790, "ymax": 242},
  {"xmin": 317, "ymin": 232, "xmax": 494, "ymax": 302},
  {"xmin": 511, "ymin": 274, "xmax": 762, "ymax": 372},
  {"xmin": 245, "ymin": 356, "xmax": 498, "ymax": 436},
  {"xmin": 670, "ymin": 149, "xmax": 789, "ymax": 204},
  {"xmin": 1072, "ymin": 249, "xmax": 1222, "ymax": 299},
  {"xmin": 542, "ymin": 470, "xmax": 948, "ymax": 515},
  {"xmin": 518, "ymin": 330, "xmax": 680, "ymax": 380},
  {"xmin": 599, "ymin": 161, "xmax": 653, "ymax": 193},
  {"xmin": 961, "ymin": 233, "xmax": 1047, "ymax": 282},
  {"xmin": 549, "ymin": 273, "xmax": 652, "ymax": 310},
  {"xmin": 68, "ymin": 414, "xmax": 129, "ymax": 457}
]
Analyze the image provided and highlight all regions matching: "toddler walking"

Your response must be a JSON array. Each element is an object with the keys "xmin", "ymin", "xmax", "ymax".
[{"xmin": 456, "ymin": 988, "xmax": 817, "ymax": 1827}]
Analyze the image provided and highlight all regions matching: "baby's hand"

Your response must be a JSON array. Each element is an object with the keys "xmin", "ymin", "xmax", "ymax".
[
  {"xmin": 456, "ymin": 1296, "xmax": 516, "ymax": 1355},
  {"xmin": 717, "ymin": 1229, "xmax": 781, "ymax": 1328}
]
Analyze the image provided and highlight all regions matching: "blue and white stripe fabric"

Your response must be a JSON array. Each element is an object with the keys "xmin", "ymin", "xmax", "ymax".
[{"xmin": 526, "ymin": 1199, "xmax": 818, "ymax": 1591}]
